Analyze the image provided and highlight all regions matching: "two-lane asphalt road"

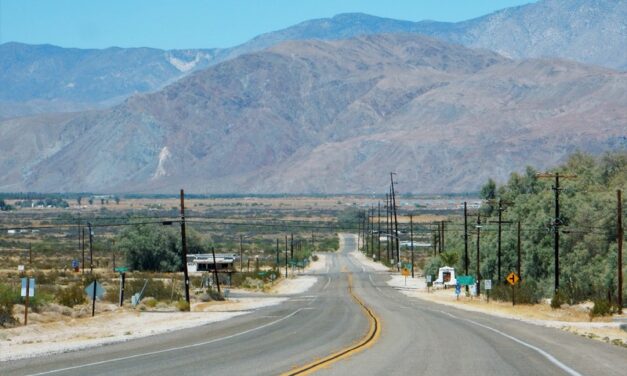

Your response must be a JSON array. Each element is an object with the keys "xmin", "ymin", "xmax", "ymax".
[{"xmin": 4, "ymin": 234, "xmax": 626, "ymax": 375}]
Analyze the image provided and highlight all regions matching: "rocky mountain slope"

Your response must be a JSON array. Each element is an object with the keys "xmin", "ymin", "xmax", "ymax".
[
  {"xmin": 1, "ymin": 34, "xmax": 624, "ymax": 194},
  {"xmin": 0, "ymin": 43, "xmax": 216, "ymax": 119},
  {"xmin": 2, "ymin": 0, "xmax": 624, "ymax": 119},
  {"xmin": 224, "ymin": 0, "xmax": 627, "ymax": 70}
]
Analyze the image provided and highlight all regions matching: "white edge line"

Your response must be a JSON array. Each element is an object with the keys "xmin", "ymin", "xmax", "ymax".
[
  {"xmin": 28, "ymin": 308, "xmax": 305, "ymax": 376},
  {"xmin": 463, "ymin": 318, "xmax": 583, "ymax": 376},
  {"xmin": 323, "ymin": 276, "xmax": 331, "ymax": 290}
]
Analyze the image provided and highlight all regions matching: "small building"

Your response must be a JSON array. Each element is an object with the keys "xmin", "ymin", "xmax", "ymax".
[
  {"xmin": 187, "ymin": 253, "xmax": 236, "ymax": 273},
  {"xmin": 434, "ymin": 266, "xmax": 457, "ymax": 287}
]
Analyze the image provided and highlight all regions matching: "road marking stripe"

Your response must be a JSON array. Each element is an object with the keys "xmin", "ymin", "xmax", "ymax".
[
  {"xmin": 282, "ymin": 273, "xmax": 381, "ymax": 376},
  {"xmin": 431, "ymin": 306, "xmax": 580, "ymax": 376},
  {"xmin": 462, "ymin": 318, "xmax": 582, "ymax": 376},
  {"xmin": 323, "ymin": 276, "xmax": 331, "ymax": 290},
  {"xmin": 27, "ymin": 308, "xmax": 305, "ymax": 376}
]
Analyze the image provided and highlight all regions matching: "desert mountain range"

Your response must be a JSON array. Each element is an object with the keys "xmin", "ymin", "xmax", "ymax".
[{"xmin": 0, "ymin": 0, "xmax": 625, "ymax": 193}]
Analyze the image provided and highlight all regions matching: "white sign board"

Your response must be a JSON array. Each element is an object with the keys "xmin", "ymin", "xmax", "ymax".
[
  {"xmin": 484, "ymin": 279, "xmax": 492, "ymax": 290},
  {"xmin": 469, "ymin": 284, "xmax": 477, "ymax": 296},
  {"xmin": 18, "ymin": 265, "xmax": 25, "ymax": 272},
  {"xmin": 426, "ymin": 275, "xmax": 432, "ymax": 283},
  {"xmin": 21, "ymin": 278, "xmax": 35, "ymax": 297}
]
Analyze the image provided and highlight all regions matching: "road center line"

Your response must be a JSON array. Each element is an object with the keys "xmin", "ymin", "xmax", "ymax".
[{"xmin": 28, "ymin": 308, "xmax": 305, "ymax": 376}]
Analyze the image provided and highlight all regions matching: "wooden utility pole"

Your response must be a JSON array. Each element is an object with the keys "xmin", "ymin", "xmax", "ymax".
[
  {"xmin": 464, "ymin": 202, "xmax": 469, "ymax": 276},
  {"xmin": 618, "ymin": 189, "xmax": 623, "ymax": 314},
  {"xmin": 386, "ymin": 193, "xmax": 391, "ymax": 262},
  {"xmin": 410, "ymin": 214, "xmax": 415, "ymax": 278},
  {"xmin": 537, "ymin": 173, "xmax": 576, "ymax": 293},
  {"xmin": 240, "ymin": 235, "xmax": 243, "ymax": 272},
  {"xmin": 88, "ymin": 222, "xmax": 93, "ymax": 274},
  {"xmin": 390, "ymin": 173, "xmax": 400, "ymax": 270},
  {"xmin": 284, "ymin": 235, "xmax": 288, "ymax": 278},
  {"xmin": 179, "ymin": 189, "xmax": 190, "ymax": 309},
  {"xmin": 476, "ymin": 213, "xmax": 482, "ymax": 297},
  {"xmin": 489, "ymin": 199, "xmax": 512, "ymax": 284},
  {"xmin": 276, "ymin": 238, "xmax": 280, "ymax": 267},
  {"xmin": 517, "ymin": 221, "xmax": 522, "ymax": 281},
  {"xmin": 377, "ymin": 201, "xmax": 382, "ymax": 261},
  {"xmin": 81, "ymin": 227, "xmax": 85, "ymax": 274},
  {"xmin": 211, "ymin": 247, "xmax": 221, "ymax": 295},
  {"xmin": 370, "ymin": 206, "xmax": 375, "ymax": 259}
]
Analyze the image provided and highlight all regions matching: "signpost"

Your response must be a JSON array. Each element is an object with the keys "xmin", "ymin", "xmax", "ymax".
[
  {"xmin": 484, "ymin": 279, "xmax": 492, "ymax": 302},
  {"xmin": 21, "ymin": 277, "xmax": 35, "ymax": 326},
  {"xmin": 426, "ymin": 275, "xmax": 432, "ymax": 292},
  {"xmin": 115, "ymin": 267, "xmax": 128, "ymax": 307},
  {"xmin": 506, "ymin": 272, "xmax": 520, "ymax": 305},
  {"xmin": 457, "ymin": 275, "xmax": 475, "ymax": 286},
  {"xmin": 455, "ymin": 283, "xmax": 461, "ymax": 300},
  {"xmin": 402, "ymin": 268, "xmax": 410, "ymax": 286},
  {"xmin": 85, "ymin": 281, "xmax": 105, "ymax": 317}
]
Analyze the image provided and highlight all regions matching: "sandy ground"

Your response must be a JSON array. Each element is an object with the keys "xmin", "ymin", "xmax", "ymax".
[{"xmin": 0, "ymin": 257, "xmax": 325, "ymax": 362}]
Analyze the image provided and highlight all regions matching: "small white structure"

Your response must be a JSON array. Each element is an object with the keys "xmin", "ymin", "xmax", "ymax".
[
  {"xmin": 434, "ymin": 266, "xmax": 457, "ymax": 287},
  {"xmin": 187, "ymin": 254, "xmax": 236, "ymax": 273}
]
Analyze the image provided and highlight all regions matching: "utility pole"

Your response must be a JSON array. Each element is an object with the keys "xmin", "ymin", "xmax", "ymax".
[
  {"xmin": 517, "ymin": 221, "xmax": 522, "ymax": 281},
  {"xmin": 88, "ymin": 222, "xmax": 93, "ymax": 274},
  {"xmin": 240, "ymin": 235, "xmax": 243, "ymax": 272},
  {"xmin": 311, "ymin": 232, "xmax": 315, "ymax": 253},
  {"xmin": 489, "ymin": 199, "xmax": 512, "ymax": 283},
  {"xmin": 386, "ymin": 193, "xmax": 390, "ymax": 262},
  {"xmin": 464, "ymin": 202, "xmax": 469, "ymax": 276},
  {"xmin": 377, "ymin": 201, "xmax": 382, "ymax": 261},
  {"xmin": 390, "ymin": 173, "xmax": 400, "ymax": 270},
  {"xmin": 410, "ymin": 214, "xmax": 415, "ymax": 278},
  {"xmin": 290, "ymin": 233, "xmax": 294, "ymax": 260},
  {"xmin": 284, "ymin": 235, "xmax": 288, "ymax": 278},
  {"xmin": 537, "ymin": 173, "xmax": 576, "ymax": 293},
  {"xmin": 370, "ymin": 206, "xmax": 375, "ymax": 258},
  {"xmin": 476, "ymin": 213, "xmax": 482, "ymax": 297},
  {"xmin": 357, "ymin": 216, "xmax": 362, "ymax": 251},
  {"xmin": 276, "ymin": 238, "xmax": 280, "ymax": 267},
  {"xmin": 211, "ymin": 247, "xmax": 221, "ymax": 295},
  {"xmin": 440, "ymin": 221, "xmax": 445, "ymax": 253},
  {"xmin": 81, "ymin": 227, "xmax": 85, "ymax": 275},
  {"xmin": 179, "ymin": 189, "xmax": 190, "ymax": 309},
  {"xmin": 618, "ymin": 189, "xmax": 623, "ymax": 314}
]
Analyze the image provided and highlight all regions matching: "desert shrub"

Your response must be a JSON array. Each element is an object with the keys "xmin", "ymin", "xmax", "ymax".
[
  {"xmin": 208, "ymin": 288, "xmax": 224, "ymax": 301},
  {"xmin": 176, "ymin": 300, "xmax": 189, "ymax": 311},
  {"xmin": 589, "ymin": 299, "xmax": 616, "ymax": 318},
  {"xmin": 127, "ymin": 278, "xmax": 180, "ymax": 301},
  {"xmin": 143, "ymin": 297, "xmax": 157, "ymax": 308},
  {"xmin": 56, "ymin": 283, "xmax": 86, "ymax": 307},
  {"xmin": 551, "ymin": 291, "xmax": 566, "ymax": 309},
  {"xmin": 312, "ymin": 255, "xmax": 319, "ymax": 262},
  {"xmin": 0, "ymin": 284, "xmax": 19, "ymax": 327},
  {"xmin": 489, "ymin": 280, "xmax": 541, "ymax": 304}
]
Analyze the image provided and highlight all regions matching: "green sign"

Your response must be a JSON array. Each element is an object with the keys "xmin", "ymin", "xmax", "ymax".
[
  {"xmin": 457, "ymin": 275, "xmax": 476, "ymax": 286},
  {"xmin": 114, "ymin": 267, "xmax": 128, "ymax": 273}
]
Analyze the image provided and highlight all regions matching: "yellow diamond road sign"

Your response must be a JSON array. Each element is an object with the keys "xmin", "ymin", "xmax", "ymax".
[
  {"xmin": 506, "ymin": 272, "xmax": 520, "ymax": 286},
  {"xmin": 401, "ymin": 268, "xmax": 410, "ymax": 277}
]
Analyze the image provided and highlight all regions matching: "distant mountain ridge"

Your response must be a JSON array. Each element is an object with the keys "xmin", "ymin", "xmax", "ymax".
[
  {"xmin": 0, "ymin": 43, "xmax": 217, "ymax": 119},
  {"xmin": 1, "ymin": 34, "xmax": 624, "ymax": 194},
  {"xmin": 1, "ymin": 0, "xmax": 625, "ymax": 119}
]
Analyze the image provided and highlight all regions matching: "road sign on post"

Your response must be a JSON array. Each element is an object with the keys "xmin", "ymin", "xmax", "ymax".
[
  {"xmin": 484, "ymin": 279, "xmax": 492, "ymax": 302},
  {"xmin": 506, "ymin": 272, "xmax": 519, "ymax": 286}
]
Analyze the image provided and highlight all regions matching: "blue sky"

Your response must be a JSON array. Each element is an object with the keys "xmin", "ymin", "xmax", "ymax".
[{"xmin": 0, "ymin": 0, "xmax": 535, "ymax": 49}]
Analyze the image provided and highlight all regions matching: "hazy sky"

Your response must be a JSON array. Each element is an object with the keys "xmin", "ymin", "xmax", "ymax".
[{"xmin": 0, "ymin": 0, "xmax": 535, "ymax": 49}]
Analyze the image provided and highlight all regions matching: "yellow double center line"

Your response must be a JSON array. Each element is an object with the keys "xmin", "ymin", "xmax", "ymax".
[{"xmin": 282, "ymin": 273, "xmax": 381, "ymax": 375}]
